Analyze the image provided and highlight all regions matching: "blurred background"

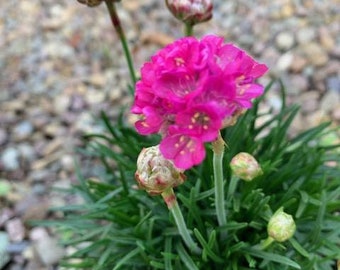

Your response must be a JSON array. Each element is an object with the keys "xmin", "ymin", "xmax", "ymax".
[{"xmin": 0, "ymin": 0, "xmax": 339, "ymax": 269}]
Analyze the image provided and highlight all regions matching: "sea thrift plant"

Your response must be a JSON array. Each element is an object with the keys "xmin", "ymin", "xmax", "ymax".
[
  {"xmin": 131, "ymin": 35, "xmax": 268, "ymax": 169},
  {"xmin": 51, "ymin": 1, "xmax": 340, "ymax": 269}
]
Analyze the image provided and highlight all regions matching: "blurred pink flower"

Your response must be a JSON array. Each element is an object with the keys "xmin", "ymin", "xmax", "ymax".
[{"xmin": 132, "ymin": 35, "xmax": 268, "ymax": 169}]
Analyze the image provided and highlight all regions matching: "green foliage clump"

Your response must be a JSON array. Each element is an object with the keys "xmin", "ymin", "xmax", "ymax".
[{"xmin": 42, "ymin": 81, "xmax": 340, "ymax": 269}]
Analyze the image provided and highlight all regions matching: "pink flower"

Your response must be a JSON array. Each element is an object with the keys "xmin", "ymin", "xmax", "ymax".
[
  {"xmin": 160, "ymin": 135, "xmax": 206, "ymax": 169},
  {"xmin": 132, "ymin": 35, "xmax": 268, "ymax": 169}
]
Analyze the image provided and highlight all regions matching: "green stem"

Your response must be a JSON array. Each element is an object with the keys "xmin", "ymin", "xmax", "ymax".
[
  {"xmin": 184, "ymin": 23, "xmax": 194, "ymax": 36},
  {"xmin": 259, "ymin": 236, "xmax": 274, "ymax": 250},
  {"xmin": 212, "ymin": 133, "xmax": 226, "ymax": 227},
  {"xmin": 104, "ymin": 0, "xmax": 137, "ymax": 89},
  {"xmin": 227, "ymin": 175, "xmax": 239, "ymax": 203},
  {"xmin": 162, "ymin": 189, "xmax": 201, "ymax": 254}
]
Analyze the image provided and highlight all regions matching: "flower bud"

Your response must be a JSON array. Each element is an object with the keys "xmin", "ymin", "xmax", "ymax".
[
  {"xmin": 77, "ymin": 0, "xmax": 103, "ymax": 7},
  {"xmin": 77, "ymin": 0, "xmax": 121, "ymax": 7},
  {"xmin": 166, "ymin": 0, "xmax": 213, "ymax": 26},
  {"xmin": 230, "ymin": 152, "xmax": 263, "ymax": 181},
  {"xmin": 135, "ymin": 145, "xmax": 186, "ymax": 195},
  {"xmin": 268, "ymin": 208, "xmax": 296, "ymax": 242}
]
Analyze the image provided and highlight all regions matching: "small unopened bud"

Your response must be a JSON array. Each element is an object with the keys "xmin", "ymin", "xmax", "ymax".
[
  {"xmin": 135, "ymin": 145, "xmax": 186, "ymax": 195},
  {"xmin": 77, "ymin": 0, "xmax": 103, "ymax": 7},
  {"xmin": 230, "ymin": 152, "xmax": 263, "ymax": 181},
  {"xmin": 166, "ymin": 0, "xmax": 213, "ymax": 26},
  {"xmin": 268, "ymin": 208, "xmax": 296, "ymax": 242},
  {"xmin": 77, "ymin": 0, "xmax": 120, "ymax": 7}
]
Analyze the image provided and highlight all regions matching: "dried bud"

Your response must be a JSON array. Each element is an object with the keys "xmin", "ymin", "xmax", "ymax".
[
  {"xmin": 230, "ymin": 152, "xmax": 263, "ymax": 181},
  {"xmin": 135, "ymin": 145, "xmax": 186, "ymax": 195},
  {"xmin": 222, "ymin": 109, "xmax": 246, "ymax": 128},
  {"xmin": 77, "ymin": 0, "xmax": 121, "ymax": 7},
  {"xmin": 77, "ymin": 0, "xmax": 103, "ymax": 7},
  {"xmin": 268, "ymin": 208, "xmax": 296, "ymax": 242},
  {"xmin": 166, "ymin": 0, "xmax": 213, "ymax": 26}
]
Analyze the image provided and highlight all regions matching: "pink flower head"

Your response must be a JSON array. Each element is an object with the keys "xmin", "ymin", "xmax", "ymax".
[{"xmin": 132, "ymin": 35, "xmax": 268, "ymax": 169}]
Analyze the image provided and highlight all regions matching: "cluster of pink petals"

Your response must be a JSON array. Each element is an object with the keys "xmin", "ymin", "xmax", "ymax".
[{"xmin": 131, "ymin": 35, "xmax": 268, "ymax": 170}]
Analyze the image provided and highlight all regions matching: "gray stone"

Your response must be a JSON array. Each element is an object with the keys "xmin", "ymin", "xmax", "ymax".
[
  {"xmin": 326, "ymin": 76, "xmax": 340, "ymax": 94},
  {"xmin": 60, "ymin": 154, "xmax": 74, "ymax": 172},
  {"xmin": 297, "ymin": 27, "xmax": 316, "ymax": 44},
  {"xmin": 0, "ymin": 129, "xmax": 7, "ymax": 145},
  {"xmin": 17, "ymin": 143, "xmax": 36, "ymax": 162},
  {"xmin": 5, "ymin": 218, "xmax": 25, "ymax": 242},
  {"xmin": 1, "ymin": 147, "xmax": 20, "ymax": 171},
  {"xmin": 13, "ymin": 120, "xmax": 34, "ymax": 140},
  {"xmin": 320, "ymin": 91, "xmax": 340, "ymax": 113},
  {"xmin": 34, "ymin": 237, "xmax": 65, "ymax": 266},
  {"xmin": 0, "ymin": 232, "xmax": 10, "ymax": 269},
  {"xmin": 6, "ymin": 241, "xmax": 29, "ymax": 254},
  {"xmin": 301, "ymin": 42, "xmax": 329, "ymax": 67},
  {"xmin": 276, "ymin": 51, "xmax": 294, "ymax": 71},
  {"xmin": 32, "ymin": 183, "xmax": 47, "ymax": 196},
  {"xmin": 299, "ymin": 91, "xmax": 320, "ymax": 113},
  {"xmin": 275, "ymin": 31, "xmax": 295, "ymax": 50}
]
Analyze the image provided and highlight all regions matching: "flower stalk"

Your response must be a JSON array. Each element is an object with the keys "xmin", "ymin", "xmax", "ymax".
[
  {"xmin": 161, "ymin": 188, "xmax": 201, "ymax": 254},
  {"xmin": 104, "ymin": 0, "xmax": 137, "ymax": 87},
  {"xmin": 259, "ymin": 236, "xmax": 275, "ymax": 250},
  {"xmin": 212, "ymin": 132, "xmax": 226, "ymax": 227},
  {"xmin": 184, "ymin": 23, "xmax": 194, "ymax": 36}
]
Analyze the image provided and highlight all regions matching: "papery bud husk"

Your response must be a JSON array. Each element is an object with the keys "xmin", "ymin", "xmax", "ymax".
[
  {"xmin": 77, "ymin": 0, "xmax": 121, "ymax": 7},
  {"xmin": 166, "ymin": 0, "xmax": 213, "ymax": 26},
  {"xmin": 268, "ymin": 208, "xmax": 296, "ymax": 242},
  {"xmin": 222, "ymin": 109, "xmax": 246, "ymax": 128},
  {"xmin": 77, "ymin": 0, "xmax": 103, "ymax": 7},
  {"xmin": 135, "ymin": 145, "xmax": 186, "ymax": 195},
  {"xmin": 230, "ymin": 152, "xmax": 263, "ymax": 181}
]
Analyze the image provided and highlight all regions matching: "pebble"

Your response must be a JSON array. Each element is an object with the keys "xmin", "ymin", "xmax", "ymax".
[
  {"xmin": 1, "ymin": 147, "xmax": 20, "ymax": 171},
  {"xmin": 0, "ymin": 128, "xmax": 7, "ymax": 145},
  {"xmin": 54, "ymin": 94, "xmax": 70, "ymax": 114},
  {"xmin": 17, "ymin": 143, "xmax": 36, "ymax": 162},
  {"xmin": 318, "ymin": 26, "xmax": 335, "ymax": 51},
  {"xmin": 6, "ymin": 241, "xmax": 30, "ymax": 254},
  {"xmin": 13, "ymin": 121, "xmax": 34, "ymax": 141},
  {"xmin": 275, "ymin": 31, "xmax": 295, "ymax": 51},
  {"xmin": 320, "ymin": 91, "xmax": 340, "ymax": 113},
  {"xmin": 34, "ymin": 237, "xmax": 64, "ymax": 266},
  {"xmin": 60, "ymin": 154, "xmax": 74, "ymax": 172},
  {"xmin": 276, "ymin": 51, "xmax": 294, "ymax": 71},
  {"xmin": 0, "ymin": 208, "xmax": 15, "ymax": 227},
  {"xmin": 0, "ymin": 232, "xmax": 10, "ymax": 269},
  {"xmin": 85, "ymin": 90, "xmax": 106, "ymax": 104},
  {"xmin": 299, "ymin": 91, "xmax": 320, "ymax": 114},
  {"xmin": 289, "ymin": 54, "xmax": 307, "ymax": 73},
  {"xmin": 326, "ymin": 76, "xmax": 340, "ymax": 94},
  {"xmin": 31, "ymin": 183, "xmax": 47, "ymax": 196},
  {"xmin": 296, "ymin": 27, "xmax": 316, "ymax": 44},
  {"xmin": 300, "ymin": 42, "xmax": 329, "ymax": 67},
  {"xmin": 29, "ymin": 227, "xmax": 49, "ymax": 242},
  {"xmin": 5, "ymin": 218, "xmax": 25, "ymax": 242}
]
